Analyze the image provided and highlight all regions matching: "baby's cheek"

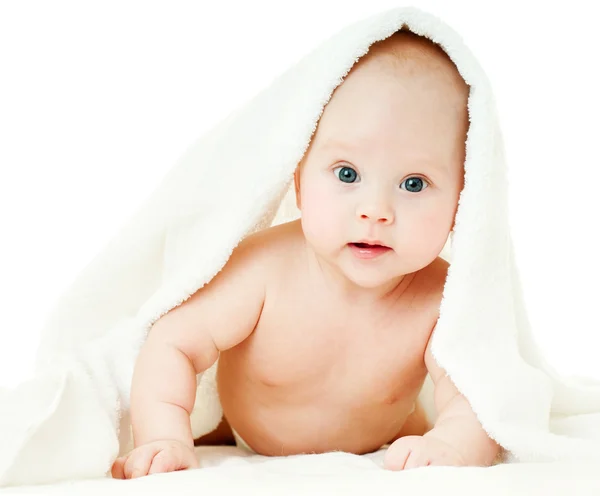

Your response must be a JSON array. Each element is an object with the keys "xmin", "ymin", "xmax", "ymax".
[
  {"xmin": 299, "ymin": 188, "xmax": 343, "ymax": 248},
  {"xmin": 403, "ymin": 206, "xmax": 453, "ymax": 262}
]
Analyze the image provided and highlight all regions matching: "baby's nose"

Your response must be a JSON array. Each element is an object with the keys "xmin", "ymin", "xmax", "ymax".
[{"xmin": 357, "ymin": 203, "xmax": 395, "ymax": 225}]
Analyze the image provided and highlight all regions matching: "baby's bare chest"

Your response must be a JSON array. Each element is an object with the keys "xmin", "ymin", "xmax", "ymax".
[{"xmin": 231, "ymin": 282, "xmax": 436, "ymax": 405}]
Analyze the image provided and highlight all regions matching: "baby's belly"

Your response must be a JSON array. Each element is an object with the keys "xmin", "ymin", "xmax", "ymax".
[{"xmin": 216, "ymin": 345, "xmax": 426, "ymax": 456}]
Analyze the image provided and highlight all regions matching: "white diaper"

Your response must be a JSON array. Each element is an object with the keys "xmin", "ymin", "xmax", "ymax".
[{"xmin": 231, "ymin": 427, "xmax": 256, "ymax": 454}]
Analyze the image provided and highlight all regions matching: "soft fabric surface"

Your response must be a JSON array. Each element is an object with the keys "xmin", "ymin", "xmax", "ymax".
[
  {"xmin": 1, "ymin": 4, "xmax": 600, "ymax": 489},
  {"xmin": 4, "ymin": 447, "xmax": 600, "ymax": 495}
]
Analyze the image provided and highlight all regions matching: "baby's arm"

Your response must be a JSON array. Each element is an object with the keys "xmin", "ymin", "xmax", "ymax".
[
  {"xmin": 421, "ymin": 337, "xmax": 500, "ymax": 465},
  {"xmin": 384, "ymin": 336, "xmax": 500, "ymax": 471},
  {"xmin": 116, "ymin": 235, "xmax": 266, "ymax": 477}
]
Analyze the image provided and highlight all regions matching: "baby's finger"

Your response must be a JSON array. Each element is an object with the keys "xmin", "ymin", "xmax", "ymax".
[
  {"xmin": 383, "ymin": 446, "xmax": 412, "ymax": 471},
  {"xmin": 124, "ymin": 447, "xmax": 161, "ymax": 479},
  {"xmin": 148, "ymin": 449, "xmax": 181, "ymax": 475},
  {"xmin": 111, "ymin": 456, "xmax": 126, "ymax": 479},
  {"xmin": 403, "ymin": 449, "xmax": 429, "ymax": 470}
]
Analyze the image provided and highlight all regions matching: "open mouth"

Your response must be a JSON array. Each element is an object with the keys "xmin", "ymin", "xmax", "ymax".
[
  {"xmin": 349, "ymin": 242, "xmax": 390, "ymax": 249},
  {"xmin": 348, "ymin": 242, "xmax": 392, "ymax": 259}
]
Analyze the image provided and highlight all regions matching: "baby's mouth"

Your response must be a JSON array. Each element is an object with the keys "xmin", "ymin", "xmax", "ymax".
[
  {"xmin": 349, "ymin": 242, "xmax": 390, "ymax": 249},
  {"xmin": 348, "ymin": 242, "xmax": 393, "ymax": 259}
]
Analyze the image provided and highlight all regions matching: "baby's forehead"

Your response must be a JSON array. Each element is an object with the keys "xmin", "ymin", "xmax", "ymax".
[
  {"xmin": 368, "ymin": 30, "xmax": 458, "ymax": 71},
  {"xmin": 350, "ymin": 30, "xmax": 469, "ymax": 98},
  {"xmin": 301, "ymin": 31, "xmax": 469, "ymax": 169}
]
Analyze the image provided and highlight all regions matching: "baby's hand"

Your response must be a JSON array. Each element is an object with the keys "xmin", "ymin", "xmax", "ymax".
[
  {"xmin": 383, "ymin": 435, "xmax": 466, "ymax": 471},
  {"xmin": 111, "ymin": 440, "xmax": 199, "ymax": 479}
]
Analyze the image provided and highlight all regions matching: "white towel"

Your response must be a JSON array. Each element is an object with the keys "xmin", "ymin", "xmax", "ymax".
[{"xmin": 2, "ymin": 5, "xmax": 600, "ymax": 488}]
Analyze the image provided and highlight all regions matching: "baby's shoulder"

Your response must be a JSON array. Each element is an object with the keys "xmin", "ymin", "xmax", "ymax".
[{"xmin": 235, "ymin": 219, "xmax": 303, "ymax": 272}]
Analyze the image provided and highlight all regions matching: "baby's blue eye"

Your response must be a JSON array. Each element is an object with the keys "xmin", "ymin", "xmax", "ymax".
[
  {"xmin": 334, "ymin": 166, "xmax": 359, "ymax": 183},
  {"xmin": 400, "ymin": 177, "xmax": 428, "ymax": 193}
]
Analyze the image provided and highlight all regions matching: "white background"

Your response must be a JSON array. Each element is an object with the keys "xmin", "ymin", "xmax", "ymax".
[{"xmin": 0, "ymin": 0, "xmax": 598, "ymax": 389}]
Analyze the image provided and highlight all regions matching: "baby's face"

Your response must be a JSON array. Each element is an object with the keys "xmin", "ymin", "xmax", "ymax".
[{"xmin": 295, "ymin": 40, "xmax": 469, "ymax": 289}]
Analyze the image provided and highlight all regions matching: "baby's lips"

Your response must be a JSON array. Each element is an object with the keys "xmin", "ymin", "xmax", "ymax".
[{"xmin": 350, "ymin": 241, "xmax": 391, "ymax": 249}]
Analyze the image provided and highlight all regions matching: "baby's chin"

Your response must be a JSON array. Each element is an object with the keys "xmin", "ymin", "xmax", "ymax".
[{"xmin": 340, "ymin": 259, "xmax": 408, "ymax": 291}]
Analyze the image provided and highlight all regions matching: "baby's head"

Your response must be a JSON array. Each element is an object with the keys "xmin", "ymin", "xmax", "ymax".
[{"xmin": 294, "ymin": 30, "xmax": 469, "ymax": 290}]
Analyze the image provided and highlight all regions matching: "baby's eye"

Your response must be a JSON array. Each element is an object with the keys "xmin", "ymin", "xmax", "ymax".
[
  {"xmin": 400, "ymin": 177, "xmax": 428, "ymax": 193},
  {"xmin": 333, "ymin": 166, "xmax": 360, "ymax": 183}
]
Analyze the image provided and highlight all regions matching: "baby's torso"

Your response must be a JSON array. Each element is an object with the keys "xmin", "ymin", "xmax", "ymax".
[{"xmin": 216, "ymin": 221, "xmax": 447, "ymax": 456}]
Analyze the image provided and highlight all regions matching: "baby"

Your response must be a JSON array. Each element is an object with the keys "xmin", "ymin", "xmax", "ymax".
[{"xmin": 112, "ymin": 30, "xmax": 500, "ymax": 479}]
